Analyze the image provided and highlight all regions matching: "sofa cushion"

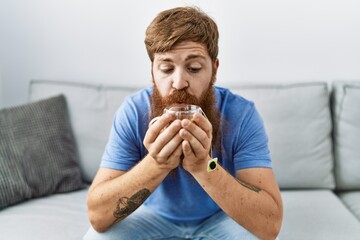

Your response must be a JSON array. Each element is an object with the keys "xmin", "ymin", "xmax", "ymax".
[
  {"xmin": 232, "ymin": 83, "xmax": 334, "ymax": 189},
  {"xmin": 0, "ymin": 188, "xmax": 89, "ymax": 240},
  {"xmin": 332, "ymin": 82, "xmax": 360, "ymax": 190},
  {"xmin": 0, "ymin": 95, "xmax": 84, "ymax": 210},
  {"xmin": 280, "ymin": 190, "xmax": 360, "ymax": 239},
  {"xmin": 29, "ymin": 80, "xmax": 142, "ymax": 183},
  {"xmin": 338, "ymin": 191, "xmax": 360, "ymax": 221}
]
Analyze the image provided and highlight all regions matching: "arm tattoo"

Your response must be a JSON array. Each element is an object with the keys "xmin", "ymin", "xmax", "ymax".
[
  {"xmin": 237, "ymin": 179, "xmax": 261, "ymax": 193},
  {"xmin": 113, "ymin": 188, "xmax": 151, "ymax": 223}
]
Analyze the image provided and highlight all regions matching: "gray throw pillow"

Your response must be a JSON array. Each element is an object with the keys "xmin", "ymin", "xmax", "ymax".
[{"xmin": 0, "ymin": 95, "xmax": 84, "ymax": 209}]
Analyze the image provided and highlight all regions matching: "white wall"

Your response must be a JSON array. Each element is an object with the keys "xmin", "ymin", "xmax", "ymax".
[{"xmin": 1, "ymin": 0, "xmax": 360, "ymax": 107}]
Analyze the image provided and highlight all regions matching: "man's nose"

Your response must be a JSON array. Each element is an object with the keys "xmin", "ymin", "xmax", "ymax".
[{"xmin": 172, "ymin": 69, "xmax": 189, "ymax": 90}]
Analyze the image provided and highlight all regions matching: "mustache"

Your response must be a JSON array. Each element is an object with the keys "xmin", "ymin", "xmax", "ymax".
[{"xmin": 161, "ymin": 89, "xmax": 200, "ymax": 107}]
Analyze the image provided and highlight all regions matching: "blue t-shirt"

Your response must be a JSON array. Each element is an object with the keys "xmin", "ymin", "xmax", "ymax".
[{"xmin": 101, "ymin": 86, "xmax": 271, "ymax": 223}]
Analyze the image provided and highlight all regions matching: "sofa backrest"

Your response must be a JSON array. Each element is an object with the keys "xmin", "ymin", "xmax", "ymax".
[
  {"xmin": 332, "ymin": 82, "xmax": 360, "ymax": 190},
  {"xmin": 232, "ymin": 83, "xmax": 335, "ymax": 189},
  {"xmin": 30, "ymin": 80, "xmax": 337, "ymax": 189},
  {"xmin": 29, "ymin": 80, "xmax": 142, "ymax": 183}
]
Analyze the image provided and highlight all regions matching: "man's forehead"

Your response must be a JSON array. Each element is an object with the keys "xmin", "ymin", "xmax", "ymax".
[{"xmin": 154, "ymin": 41, "xmax": 209, "ymax": 62}]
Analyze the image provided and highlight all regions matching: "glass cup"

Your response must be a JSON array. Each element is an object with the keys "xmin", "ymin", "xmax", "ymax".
[
  {"xmin": 149, "ymin": 104, "xmax": 204, "ymax": 126},
  {"xmin": 163, "ymin": 104, "xmax": 203, "ymax": 120}
]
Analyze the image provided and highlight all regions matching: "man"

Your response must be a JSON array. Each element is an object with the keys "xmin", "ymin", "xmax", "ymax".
[{"xmin": 85, "ymin": 6, "xmax": 283, "ymax": 240}]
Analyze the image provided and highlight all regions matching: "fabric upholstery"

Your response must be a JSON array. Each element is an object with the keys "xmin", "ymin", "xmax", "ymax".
[
  {"xmin": 29, "ymin": 80, "xmax": 142, "ymax": 183},
  {"xmin": 0, "ymin": 95, "xmax": 84, "ymax": 209},
  {"xmin": 2, "ymin": 80, "xmax": 357, "ymax": 240},
  {"xmin": 332, "ymin": 82, "xmax": 360, "ymax": 189},
  {"xmin": 232, "ymin": 83, "xmax": 334, "ymax": 189},
  {"xmin": 0, "ymin": 188, "xmax": 89, "ymax": 240},
  {"xmin": 280, "ymin": 190, "xmax": 360, "ymax": 239},
  {"xmin": 338, "ymin": 191, "xmax": 360, "ymax": 221}
]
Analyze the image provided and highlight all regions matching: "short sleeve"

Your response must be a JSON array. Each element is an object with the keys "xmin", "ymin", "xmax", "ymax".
[
  {"xmin": 233, "ymin": 103, "xmax": 272, "ymax": 170},
  {"xmin": 100, "ymin": 98, "xmax": 145, "ymax": 171}
]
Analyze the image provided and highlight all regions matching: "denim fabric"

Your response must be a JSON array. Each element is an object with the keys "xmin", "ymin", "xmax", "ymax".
[{"xmin": 83, "ymin": 205, "xmax": 260, "ymax": 240}]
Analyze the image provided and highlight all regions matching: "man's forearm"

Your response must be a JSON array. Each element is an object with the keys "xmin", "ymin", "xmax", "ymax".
[
  {"xmin": 112, "ymin": 188, "xmax": 151, "ymax": 223},
  {"xmin": 87, "ymin": 155, "xmax": 170, "ymax": 232},
  {"xmin": 191, "ymin": 165, "xmax": 283, "ymax": 240}
]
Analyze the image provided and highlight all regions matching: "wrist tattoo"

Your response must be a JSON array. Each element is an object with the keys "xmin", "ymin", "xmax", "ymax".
[
  {"xmin": 113, "ymin": 188, "xmax": 151, "ymax": 223},
  {"xmin": 237, "ymin": 179, "xmax": 261, "ymax": 193}
]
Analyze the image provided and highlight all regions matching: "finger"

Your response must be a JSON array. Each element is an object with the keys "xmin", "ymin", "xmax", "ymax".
[
  {"xmin": 157, "ymin": 133, "xmax": 183, "ymax": 159},
  {"xmin": 182, "ymin": 140, "xmax": 195, "ymax": 158},
  {"xmin": 180, "ymin": 128, "xmax": 207, "ymax": 156},
  {"xmin": 191, "ymin": 113, "xmax": 212, "ymax": 138},
  {"xmin": 151, "ymin": 120, "xmax": 182, "ymax": 154},
  {"xmin": 145, "ymin": 114, "xmax": 175, "ymax": 143},
  {"xmin": 181, "ymin": 119, "xmax": 211, "ymax": 150},
  {"xmin": 169, "ymin": 142, "xmax": 183, "ymax": 160}
]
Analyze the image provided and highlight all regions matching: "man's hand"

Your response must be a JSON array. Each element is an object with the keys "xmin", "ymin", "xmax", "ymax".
[
  {"xmin": 143, "ymin": 114, "xmax": 183, "ymax": 171},
  {"xmin": 179, "ymin": 113, "xmax": 213, "ymax": 174}
]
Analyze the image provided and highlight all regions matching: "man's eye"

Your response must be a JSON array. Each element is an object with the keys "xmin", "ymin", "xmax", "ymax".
[
  {"xmin": 188, "ymin": 67, "xmax": 201, "ymax": 73},
  {"xmin": 161, "ymin": 68, "xmax": 174, "ymax": 74}
]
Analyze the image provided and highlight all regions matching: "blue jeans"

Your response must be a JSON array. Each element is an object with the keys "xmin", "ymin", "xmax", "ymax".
[{"xmin": 83, "ymin": 205, "xmax": 261, "ymax": 240}]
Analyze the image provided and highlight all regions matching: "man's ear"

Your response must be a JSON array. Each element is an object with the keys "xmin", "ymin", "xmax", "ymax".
[
  {"xmin": 211, "ymin": 59, "xmax": 219, "ymax": 84},
  {"xmin": 214, "ymin": 59, "xmax": 219, "ymax": 74}
]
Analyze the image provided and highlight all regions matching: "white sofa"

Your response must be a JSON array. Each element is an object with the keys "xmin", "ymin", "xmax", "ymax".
[{"xmin": 0, "ymin": 79, "xmax": 360, "ymax": 240}]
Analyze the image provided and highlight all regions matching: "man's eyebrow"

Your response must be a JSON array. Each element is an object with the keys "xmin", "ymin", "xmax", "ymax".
[
  {"xmin": 185, "ymin": 54, "xmax": 206, "ymax": 61},
  {"xmin": 157, "ymin": 54, "xmax": 206, "ymax": 63},
  {"xmin": 157, "ymin": 57, "xmax": 173, "ymax": 62}
]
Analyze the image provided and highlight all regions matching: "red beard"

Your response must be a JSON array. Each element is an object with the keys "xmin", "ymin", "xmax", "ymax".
[{"xmin": 150, "ymin": 85, "xmax": 220, "ymax": 152}]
